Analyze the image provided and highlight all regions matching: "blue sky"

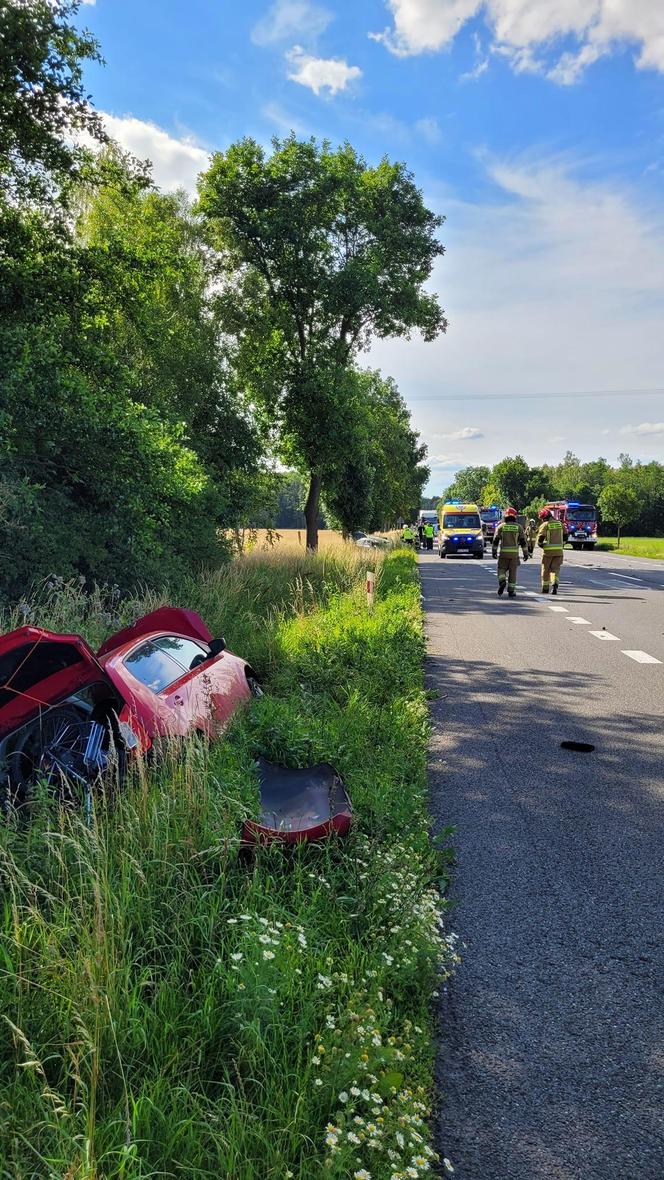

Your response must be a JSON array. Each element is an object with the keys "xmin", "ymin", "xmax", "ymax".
[{"xmin": 76, "ymin": 0, "xmax": 664, "ymax": 493}]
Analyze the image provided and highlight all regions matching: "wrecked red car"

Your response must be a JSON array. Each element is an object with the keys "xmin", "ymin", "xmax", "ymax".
[{"xmin": 0, "ymin": 607, "xmax": 260, "ymax": 806}]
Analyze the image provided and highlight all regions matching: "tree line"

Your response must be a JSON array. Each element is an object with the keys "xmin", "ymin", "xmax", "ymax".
[
  {"xmin": 0, "ymin": 0, "xmax": 438, "ymax": 602},
  {"xmin": 440, "ymin": 452, "xmax": 664, "ymax": 536}
]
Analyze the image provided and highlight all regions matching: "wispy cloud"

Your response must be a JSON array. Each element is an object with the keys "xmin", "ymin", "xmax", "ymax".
[
  {"xmin": 414, "ymin": 116, "xmax": 442, "ymax": 144},
  {"xmin": 430, "ymin": 454, "xmax": 463, "ymax": 469},
  {"xmin": 252, "ymin": 0, "xmax": 332, "ymax": 47},
  {"xmin": 620, "ymin": 422, "xmax": 664, "ymax": 436},
  {"xmin": 370, "ymin": 152, "xmax": 664, "ymax": 470},
  {"xmin": 435, "ymin": 426, "xmax": 484, "ymax": 441}
]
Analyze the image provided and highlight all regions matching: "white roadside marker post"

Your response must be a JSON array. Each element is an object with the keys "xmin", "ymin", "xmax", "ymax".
[{"xmin": 367, "ymin": 569, "xmax": 376, "ymax": 611}]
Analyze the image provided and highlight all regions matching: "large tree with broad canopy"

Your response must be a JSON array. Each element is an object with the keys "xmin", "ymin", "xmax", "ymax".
[{"xmin": 197, "ymin": 135, "xmax": 446, "ymax": 549}]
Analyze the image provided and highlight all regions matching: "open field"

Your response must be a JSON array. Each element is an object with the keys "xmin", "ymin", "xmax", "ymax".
[
  {"xmin": 596, "ymin": 536, "xmax": 664, "ymax": 559},
  {"xmin": 231, "ymin": 528, "xmax": 395, "ymax": 553},
  {"xmin": 0, "ymin": 548, "xmax": 455, "ymax": 1179}
]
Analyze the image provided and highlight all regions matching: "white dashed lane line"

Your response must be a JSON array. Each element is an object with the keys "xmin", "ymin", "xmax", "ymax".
[
  {"xmin": 622, "ymin": 650, "xmax": 662, "ymax": 664},
  {"xmin": 589, "ymin": 630, "xmax": 621, "ymax": 641},
  {"xmin": 548, "ymin": 605, "xmax": 568, "ymax": 612},
  {"xmin": 610, "ymin": 573, "xmax": 644, "ymax": 582},
  {"xmin": 565, "ymin": 616, "xmax": 591, "ymax": 624}
]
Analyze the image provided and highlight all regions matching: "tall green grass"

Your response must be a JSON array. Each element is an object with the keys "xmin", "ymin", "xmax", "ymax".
[{"xmin": 0, "ymin": 550, "xmax": 457, "ymax": 1179}]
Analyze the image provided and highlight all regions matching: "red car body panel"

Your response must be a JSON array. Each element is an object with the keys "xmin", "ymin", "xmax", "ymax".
[
  {"xmin": 242, "ymin": 812, "xmax": 352, "ymax": 846},
  {"xmin": 0, "ymin": 611, "xmax": 251, "ymax": 747},
  {"xmin": 0, "ymin": 628, "xmax": 111, "ymax": 739},
  {"xmin": 99, "ymin": 636, "xmax": 251, "ymax": 740}
]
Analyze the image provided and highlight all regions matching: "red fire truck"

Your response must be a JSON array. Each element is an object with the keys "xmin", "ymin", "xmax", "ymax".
[{"xmin": 543, "ymin": 501, "xmax": 598, "ymax": 550}]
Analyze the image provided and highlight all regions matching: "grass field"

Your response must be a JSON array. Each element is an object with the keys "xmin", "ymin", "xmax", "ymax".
[
  {"xmin": 229, "ymin": 528, "xmax": 395, "ymax": 553},
  {"xmin": 595, "ymin": 537, "xmax": 664, "ymax": 559},
  {"xmin": 0, "ymin": 548, "xmax": 456, "ymax": 1179}
]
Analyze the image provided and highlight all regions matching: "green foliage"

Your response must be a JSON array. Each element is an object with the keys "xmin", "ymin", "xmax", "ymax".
[
  {"xmin": 0, "ymin": 0, "xmax": 105, "ymax": 202},
  {"xmin": 491, "ymin": 455, "xmax": 553, "ymax": 509},
  {"xmin": 197, "ymin": 135, "xmax": 445, "ymax": 546},
  {"xmin": 438, "ymin": 450, "xmax": 664, "ymax": 536},
  {"xmin": 598, "ymin": 483, "xmax": 638, "ymax": 546},
  {"xmin": 0, "ymin": 550, "xmax": 455, "ymax": 1179},
  {"xmin": 443, "ymin": 465, "xmax": 490, "ymax": 505},
  {"xmin": 0, "ymin": 150, "xmax": 279, "ymax": 601},
  {"xmin": 323, "ymin": 370, "xmax": 429, "ymax": 535}
]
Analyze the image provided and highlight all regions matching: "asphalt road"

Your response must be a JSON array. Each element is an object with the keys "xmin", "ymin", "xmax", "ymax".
[{"xmin": 423, "ymin": 546, "xmax": 664, "ymax": 1180}]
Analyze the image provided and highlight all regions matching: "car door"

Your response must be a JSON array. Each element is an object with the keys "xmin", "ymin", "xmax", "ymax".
[{"xmin": 150, "ymin": 636, "xmax": 217, "ymax": 735}]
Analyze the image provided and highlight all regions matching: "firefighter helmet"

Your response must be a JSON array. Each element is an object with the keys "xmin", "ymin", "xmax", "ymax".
[
  {"xmin": 538, "ymin": 507, "xmax": 551, "ymax": 520},
  {"xmin": 504, "ymin": 507, "xmax": 517, "ymax": 519}
]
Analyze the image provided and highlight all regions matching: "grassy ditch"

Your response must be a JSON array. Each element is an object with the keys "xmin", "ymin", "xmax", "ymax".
[
  {"xmin": 0, "ymin": 549, "xmax": 457, "ymax": 1179},
  {"xmin": 595, "ymin": 537, "xmax": 664, "ymax": 559}
]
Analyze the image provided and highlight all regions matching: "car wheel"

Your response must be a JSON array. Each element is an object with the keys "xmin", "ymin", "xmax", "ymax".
[
  {"xmin": 247, "ymin": 674, "xmax": 264, "ymax": 699},
  {"xmin": 4, "ymin": 706, "xmax": 124, "ymax": 812}
]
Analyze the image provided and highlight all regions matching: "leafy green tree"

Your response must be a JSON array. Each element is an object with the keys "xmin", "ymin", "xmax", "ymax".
[
  {"xmin": 197, "ymin": 135, "xmax": 446, "ymax": 549},
  {"xmin": 598, "ymin": 484, "xmax": 638, "ymax": 548},
  {"xmin": 492, "ymin": 455, "xmax": 553, "ymax": 509},
  {"xmin": 491, "ymin": 455, "xmax": 531, "ymax": 507},
  {"xmin": 478, "ymin": 480, "xmax": 502, "ymax": 507},
  {"xmin": 0, "ymin": 149, "xmax": 271, "ymax": 598},
  {"xmin": 323, "ymin": 370, "xmax": 428, "ymax": 536},
  {"xmin": 443, "ymin": 466, "xmax": 490, "ymax": 505},
  {"xmin": 0, "ymin": 0, "xmax": 104, "ymax": 202},
  {"xmin": 77, "ymin": 151, "xmax": 266, "ymax": 511}
]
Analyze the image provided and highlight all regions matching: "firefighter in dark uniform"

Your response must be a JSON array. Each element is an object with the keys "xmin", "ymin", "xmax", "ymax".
[
  {"xmin": 492, "ymin": 507, "xmax": 529, "ymax": 597},
  {"xmin": 537, "ymin": 507, "xmax": 564, "ymax": 594}
]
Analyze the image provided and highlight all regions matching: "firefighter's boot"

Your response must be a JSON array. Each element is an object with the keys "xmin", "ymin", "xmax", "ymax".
[
  {"xmin": 498, "ymin": 578, "xmax": 506, "ymax": 596},
  {"xmin": 551, "ymin": 582, "xmax": 558, "ymax": 595}
]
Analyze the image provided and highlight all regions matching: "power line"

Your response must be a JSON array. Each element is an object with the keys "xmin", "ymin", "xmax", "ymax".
[{"xmin": 407, "ymin": 387, "xmax": 664, "ymax": 403}]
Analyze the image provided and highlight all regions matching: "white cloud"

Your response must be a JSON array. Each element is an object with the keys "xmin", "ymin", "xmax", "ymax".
[
  {"xmin": 436, "ymin": 426, "xmax": 484, "ymax": 439},
  {"xmin": 460, "ymin": 56, "xmax": 489, "ymax": 81},
  {"xmin": 371, "ymin": 1, "xmax": 664, "ymax": 80},
  {"xmin": 369, "ymin": 153, "xmax": 664, "ymax": 475},
  {"xmin": 252, "ymin": 0, "xmax": 332, "ymax": 47},
  {"xmin": 620, "ymin": 422, "xmax": 664, "ymax": 436},
  {"xmin": 286, "ymin": 46, "xmax": 362, "ymax": 94},
  {"xmin": 430, "ymin": 453, "xmax": 463, "ymax": 467},
  {"xmin": 371, "ymin": 0, "xmax": 481, "ymax": 57},
  {"xmin": 98, "ymin": 114, "xmax": 210, "ymax": 193}
]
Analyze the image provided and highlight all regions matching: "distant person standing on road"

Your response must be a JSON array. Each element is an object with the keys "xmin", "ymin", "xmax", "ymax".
[
  {"xmin": 424, "ymin": 521, "xmax": 435, "ymax": 550},
  {"xmin": 492, "ymin": 507, "xmax": 529, "ymax": 597},
  {"xmin": 537, "ymin": 507, "xmax": 564, "ymax": 595},
  {"xmin": 402, "ymin": 523, "xmax": 415, "ymax": 547}
]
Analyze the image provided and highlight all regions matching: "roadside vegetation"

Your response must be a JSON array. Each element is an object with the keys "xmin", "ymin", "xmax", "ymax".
[
  {"xmin": 441, "ymin": 452, "xmax": 664, "ymax": 535},
  {"xmin": 0, "ymin": 548, "xmax": 457, "ymax": 1179},
  {"xmin": 1, "ymin": 1, "xmax": 437, "ymax": 605},
  {"xmin": 595, "ymin": 537, "xmax": 664, "ymax": 559}
]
